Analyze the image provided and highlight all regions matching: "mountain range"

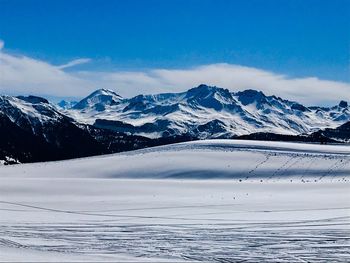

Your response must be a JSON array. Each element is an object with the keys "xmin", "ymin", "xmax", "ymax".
[
  {"xmin": 65, "ymin": 84, "xmax": 349, "ymax": 138},
  {"xmin": 1, "ymin": 84, "xmax": 349, "ymax": 164}
]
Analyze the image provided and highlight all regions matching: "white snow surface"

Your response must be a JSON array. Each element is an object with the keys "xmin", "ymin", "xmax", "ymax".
[{"xmin": 0, "ymin": 140, "xmax": 349, "ymax": 262}]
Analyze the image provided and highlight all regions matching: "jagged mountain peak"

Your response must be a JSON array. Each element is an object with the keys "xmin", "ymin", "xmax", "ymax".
[
  {"xmin": 73, "ymin": 88, "xmax": 123, "ymax": 111},
  {"xmin": 88, "ymin": 88, "xmax": 122, "ymax": 98},
  {"xmin": 16, "ymin": 95, "xmax": 49, "ymax": 104},
  {"xmin": 183, "ymin": 84, "xmax": 238, "ymax": 112},
  {"xmin": 188, "ymin": 84, "xmax": 216, "ymax": 92},
  {"xmin": 0, "ymin": 95, "xmax": 58, "ymax": 115},
  {"xmin": 235, "ymin": 89, "xmax": 268, "ymax": 106},
  {"xmin": 236, "ymin": 89, "xmax": 265, "ymax": 96},
  {"xmin": 339, "ymin": 100, "xmax": 348, "ymax": 108},
  {"xmin": 186, "ymin": 84, "xmax": 230, "ymax": 98}
]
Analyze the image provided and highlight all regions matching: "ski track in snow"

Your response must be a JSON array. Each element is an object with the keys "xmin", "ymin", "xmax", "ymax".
[
  {"xmin": 1, "ymin": 219, "xmax": 350, "ymax": 262},
  {"xmin": 0, "ymin": 140, "xmax": 349, "ymax": 262},
  {"xmin": 1, "ymin": 204, "xmax": 349, "ymax": 262}
]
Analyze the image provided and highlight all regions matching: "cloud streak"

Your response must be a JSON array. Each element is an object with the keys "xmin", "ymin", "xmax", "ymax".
[
  {"xmin": 57, "ymin": 58, "xmax": 92, "ymax": 69},
  {"xmin": 0, "ymin": 48, "xmax": 349, "ymax": 106}
]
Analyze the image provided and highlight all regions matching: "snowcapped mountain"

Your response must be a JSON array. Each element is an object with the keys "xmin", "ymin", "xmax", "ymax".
[
  {"xmin": 0, "ymin": 95, "xmax": 107, "ymax": 163},
  {"xmin": 73, "ymin": 88, "xmax": 123, "ymax": 111},
  {"xmin": 0, "ymin": 95, "xmax": 67, "ymax": 134},
  {"xmin": 0, "ymin": 86, "xmax": 349, "ymax": 164},
  {"xmin": 57, "ymin": 100, "xmax": 78, "ymax": 109},
  {"xmin": 67, "ymin": 85, "xmax": 350, "ymax": 139},
  {"xmin": 0, "ymin": 95, "xmax": 191, "ymax": 164}
]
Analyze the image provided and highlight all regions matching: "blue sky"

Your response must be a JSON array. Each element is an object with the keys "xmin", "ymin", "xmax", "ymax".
[{"xmin": 0, "ymin": 0, "xmax": 349, "ymax": 105}]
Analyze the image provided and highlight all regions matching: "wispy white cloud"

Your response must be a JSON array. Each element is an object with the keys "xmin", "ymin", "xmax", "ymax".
[
  {"xmin": 0, "ymin": 48, "xmax": 349, "ymax": 106},
  {"xmin": 0, "ymin": 52, "xmax": 91, "ymax": 97},
  {"xmin": 0, "ymin": 39, "xmax": 4, "ymax": 50},
  {"xmin": 57, "ymin": 58, "xmax": 91, "ymax": 69}
]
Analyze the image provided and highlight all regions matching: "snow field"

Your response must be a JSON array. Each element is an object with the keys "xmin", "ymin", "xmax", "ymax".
[{"xmin": 0, "ymin": 140, "xmax": 349, "ymax": 262}]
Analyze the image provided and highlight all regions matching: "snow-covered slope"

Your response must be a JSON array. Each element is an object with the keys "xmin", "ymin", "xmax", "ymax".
[
  {"xmin": 0, "ymin": 95, "xmax": 65, "ymax": 134},
  {"xmin": 67, "ymin": 85, "xmax": 350, "ymax": 138},
  {"xmin": 2, "ymin": 140, "xmax": 349, "ymax": 180},
  {"xmin": 0, "ymin": 140, "xmax": 349, "ymax": 262},
  {"xmin": 0, "ymin": 95, "xmax": 119, "ymax": 163}
]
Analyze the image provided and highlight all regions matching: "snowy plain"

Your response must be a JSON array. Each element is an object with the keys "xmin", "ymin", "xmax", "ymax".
[{"xmin": 0, "ymin": 140, "xmax": 349, "ymax": 262}]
